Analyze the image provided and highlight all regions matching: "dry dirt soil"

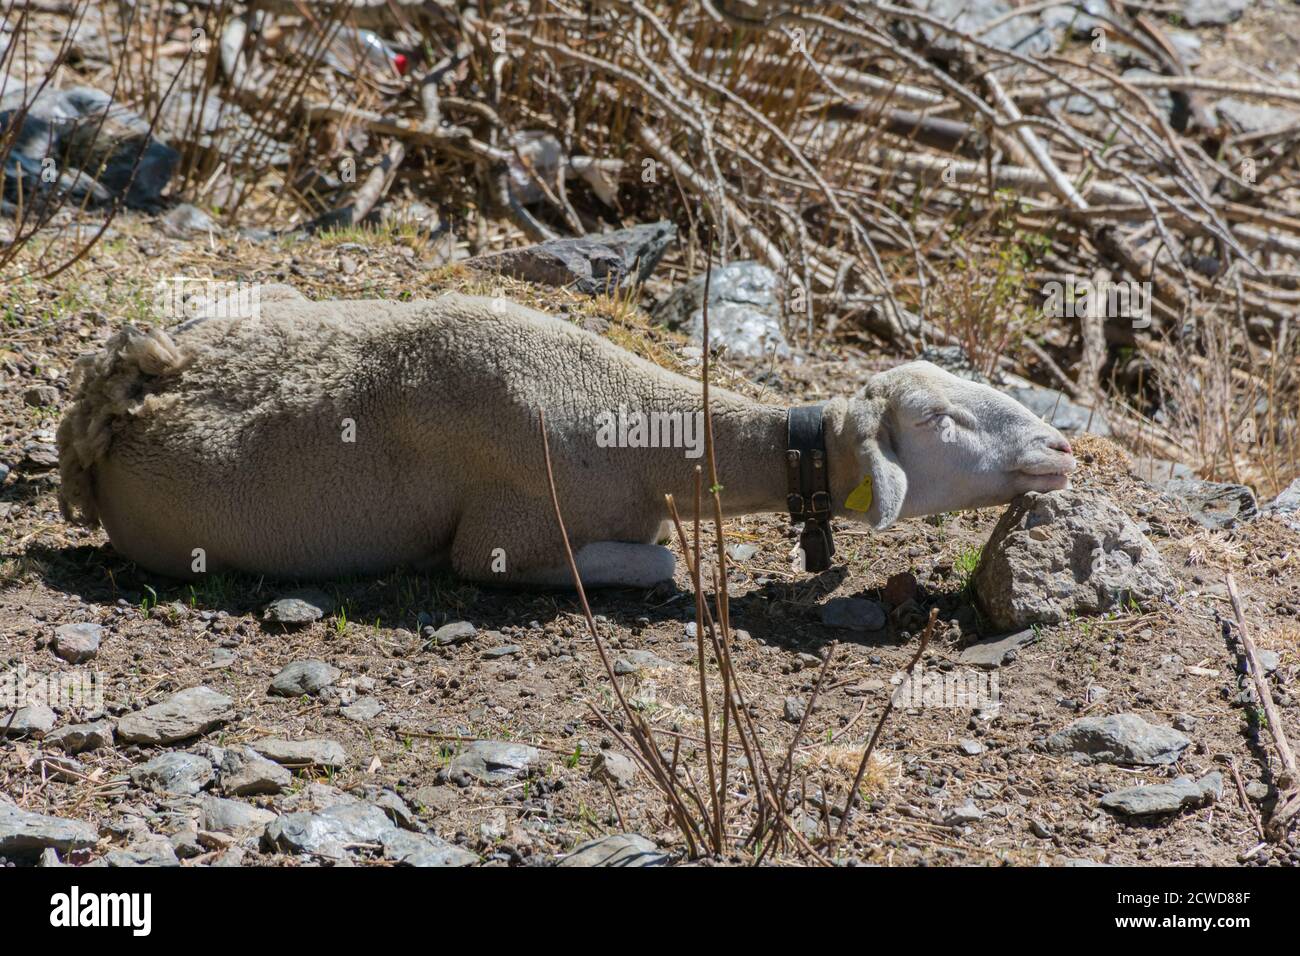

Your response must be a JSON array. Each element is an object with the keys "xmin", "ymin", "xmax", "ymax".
[{"xmin": 2, "ymin": 221, "xmax": 1299, "ymax": 867}]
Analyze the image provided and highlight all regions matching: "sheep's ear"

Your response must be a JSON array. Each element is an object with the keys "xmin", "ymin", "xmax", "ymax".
[{"xmin": 859, "ymin": 418, "xmax": 907, "ymax": 530}]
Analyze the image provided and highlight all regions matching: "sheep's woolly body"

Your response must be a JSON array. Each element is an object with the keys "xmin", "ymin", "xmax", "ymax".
[{"xmin": 56, "ymin": 292, "xmax": 791, "ymax": 582}]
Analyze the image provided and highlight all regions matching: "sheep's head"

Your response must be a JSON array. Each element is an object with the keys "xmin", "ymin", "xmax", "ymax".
[{"xmin": 840, "ymin": 361, "xmax": 1076, "ymax": 528}]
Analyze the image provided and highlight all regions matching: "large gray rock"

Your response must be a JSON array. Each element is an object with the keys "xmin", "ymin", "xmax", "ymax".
[
  {"xmin": 449, "ymin": 741, "xmax": 541, "ymax": 784},
  {"xmin": 0, "ymin": 85, "xmax": 178, "ymax": 213},
  {"xmin": 380, "ymin": 829, "xmax": 477, "ymax": 867},
  {"xmin": 557, "ymin": 833, "xmax": 670, "ymax": 867},
  {"xmin": 653, "ymin": 261, "xmax": 790, "ymax": 358},
  {"xmin": 129, "ymin": 751, "xmax": 214, "ymax": 795},
  {"xmin": 1, "ymin": 702, "xmax": 57, "ymax": 737},
  {"xmin": 265, "ymin": 803, "xmax": 394, "ymax": 856},
  {"xmin": 1046, "ymin": 713, "xmax": 1191, "ymax": 766},
  {"xmin": 268, "ymin": 659, "xmax": 340, "ymax": 697},
  {"xmin": 1162, "ymin": 479, "xmax": 1257, "ymax": 530},
  {"xmin": 1100, "ymin": 772, "xmax": 1223, "ymax": 816},
  {"xmin": 973, "ymin": 490, "xmax": 1175, "ymax": 631},
  {"xmin": 251, "ymin": 737, "xmax": 347, "ymax": 770},
  {"xmin": 115, "ymin": 686, "xmax": 234, "ymax": 744},
  {"xmin": 467, "ymin": 222, "xmax": 675, "ymax": 296},
  {"xmin": 0, "ymin": 801, "xmax": 98, "ymax": 858}
]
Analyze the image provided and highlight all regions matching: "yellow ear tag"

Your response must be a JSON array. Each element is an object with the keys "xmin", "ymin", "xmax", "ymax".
[{"xmin": 844, "ymin": 475, "xmax": 873, "ymax": 512}]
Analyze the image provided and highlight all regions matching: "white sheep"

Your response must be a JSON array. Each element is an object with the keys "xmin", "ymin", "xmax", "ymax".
[{"xmin": 57, "ymin": 288, "xmax": 1075, "ymax": 587}]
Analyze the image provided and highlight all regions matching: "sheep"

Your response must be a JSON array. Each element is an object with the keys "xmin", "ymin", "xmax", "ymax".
[{"xmin": 57, "ymin": 288, "xmax": 1076, "ymax": 587}]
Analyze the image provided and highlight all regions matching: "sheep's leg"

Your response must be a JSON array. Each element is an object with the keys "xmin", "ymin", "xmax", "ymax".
[{"xmin": 450, "ymin": 502, "xmax": 675, "ymax": 588}]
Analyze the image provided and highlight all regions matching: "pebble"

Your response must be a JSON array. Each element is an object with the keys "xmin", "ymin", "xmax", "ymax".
[
  {"xmin": 262, "ymin": 590, "xmax": 333, "ymax": 626},
  {"xmin": 199, "ymin": 794, "xmax": 276, "ymax": 836},
  {"xmin": 958, "ymin": 739, "xmax": 985, "ymax": 756},
  {"xmin": 430, "ymin": 621, "xmax": 477, "ymax": 646},
  {"xmin": 957, "ymin": 629, "xmax": 1036, "ymax": 669},
  {"xmin": 783, "ymin": 696, "xmax": 807, "ymax": 723},
  {"xmin": 341, "ymin": 696, "xmax": 384, "ymax": 723},
  {"xmin": 820, "ymin": 597, "xmax": 887, "ymax": 632},
  {"xmin": 613, "ymin": 649, "xmax": 673, "ymax": 675},
  {"xmin": 265, "ymin": 803, "xmax": 393, "ymax": 857},
  {"xmin": 44, "ymin": 719, "xmax": 114, "ymax": 754},
  {"xmin": 590, "ymin": 750, "xmax": 638, "ymax": 790},
  {"xmin": 482, "ymin": 645, "xmax": 522, "ymax": 659},
  {"xmin": 269, "ymin": 659, "xmax": 340, "ymax": 697},
  {"xmin": 218, "ymin": 745, "xmax": 292, "ymax": 796},
  {"xmin": 52, "ymin": 622, "xmax": 102, "ymax": 663}
]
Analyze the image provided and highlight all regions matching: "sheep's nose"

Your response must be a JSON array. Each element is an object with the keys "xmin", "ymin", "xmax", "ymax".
[{"xmin": 1048, "ymin": 436, "xmax": 1073, "ymax": 456}]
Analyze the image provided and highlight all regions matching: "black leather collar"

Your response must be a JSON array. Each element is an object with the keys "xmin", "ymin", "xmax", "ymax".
[{"xmin": 786, "ymin": 404, "xmax": 835, "ymax": 572}]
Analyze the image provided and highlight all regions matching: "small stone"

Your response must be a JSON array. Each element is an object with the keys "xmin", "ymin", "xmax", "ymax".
[
  {"xmin": 726, "ymin": 543, "xmax": 759, "ymax": 562},
  {"xmin": 958, "ymin": 739, "xmax": 984, "ymax": 756},
  {"xmin": 481, "ymin": 645, "xmax": 522, "ymax": 659},
  {"xmin": 1257, "ymin": 650, "xmax": 1280, "ymax": 675},
  {"xmin": 115, "ymin": 686, "xmax": 234, "ymax": 745},
  {"xmin": 783, "ymin": 696, "xmax": 807, "ymax": 723},
  {"xmin": 268, "ymin": 659, "xmax": 340, "ymax": 697},
  {"xmin": 1028, "ymin": 818, "xmax": 1054, "ymax": 839},
  {"xmin": 262, "ymin": 590, "xmax": 333, "ymax": 626},
  {"xmin": 614, "ymin": 650, "xmax": 673, "ymax": 675},
  {"xmin": 341, "ymin": 696, "xmax": 384, "ymax": 723},
  {"xmin": 251, "ymin": 737, "xmax": 347, "ymax": 770},
  {"xmin": 44, "ymin": 719, "xmax": 114, "ymax": 754},
  {"xmin": 129, "ymin": 751, "xmax": 214, "ymax": 795},
  {"xmin": 169, "ymin": 827, "xmax": 205, "ymax": 859},
  {"xmin": 820, "ymin": 597, "xmax": 887, "ymax": 632},
  {"xmin": 0, "ymin": 802, "xmax": 98, "ymax": 859},
  {"xmin": 218, "ymin": 745, "xmax": 292, "ymax": 796},
  {"xmin": 104, "ymin": 838, "xmax": 180, "ymax": 867},
  {"xmin": 1244, "ymin": 781, "xmax": 1271, "ymax": 803},
  {"xmin": 431, "ymin": 621, "xmax": 477, "ymax": 646},
  {"xmin": 943, "ymin": 800, "xmax": 985, "ymax": 826},
  {"xmin": 381, "ymin": 829, "xmax": 477, "ymax": 867},
  {"xmin": 884, "ymin": 572, "xmax": 918, "ymax": 607},
  {"xmin": 52, "ymin": 622, "xmax": 102, "ymax": 663},
  {"xmin": 557, "ymin": 833, "xmax": 669, "ymax": 867},
  {"xmin": 1, "ymin": 702, "xmax": 57, "ymax": 737},
  {"xmin": 448, "ymin": 740, "xmax": 541, "ymax": 784},
  {"xmin": 23, "ymin": 385, "xmax": 59, "ymax": 407},
  {"xmin": 590, "ymin": 750, "xmax": 638, "ymax": 790},
  {"xmin": 958, "ymin": 629, "xmax": 1036, "ymax": 669},
  {"xmin": 160, "ymin": 202, "xmax": 219, "ymax": 238},
  {"xmin": 1172, "ymin": 714, "xmax": 1198, "ymax": 733}
]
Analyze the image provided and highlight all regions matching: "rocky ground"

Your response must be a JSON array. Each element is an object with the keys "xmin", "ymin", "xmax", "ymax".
[{"xmin": 2, "ymin": 219, "xmax": 1299, "ymax": 868}]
